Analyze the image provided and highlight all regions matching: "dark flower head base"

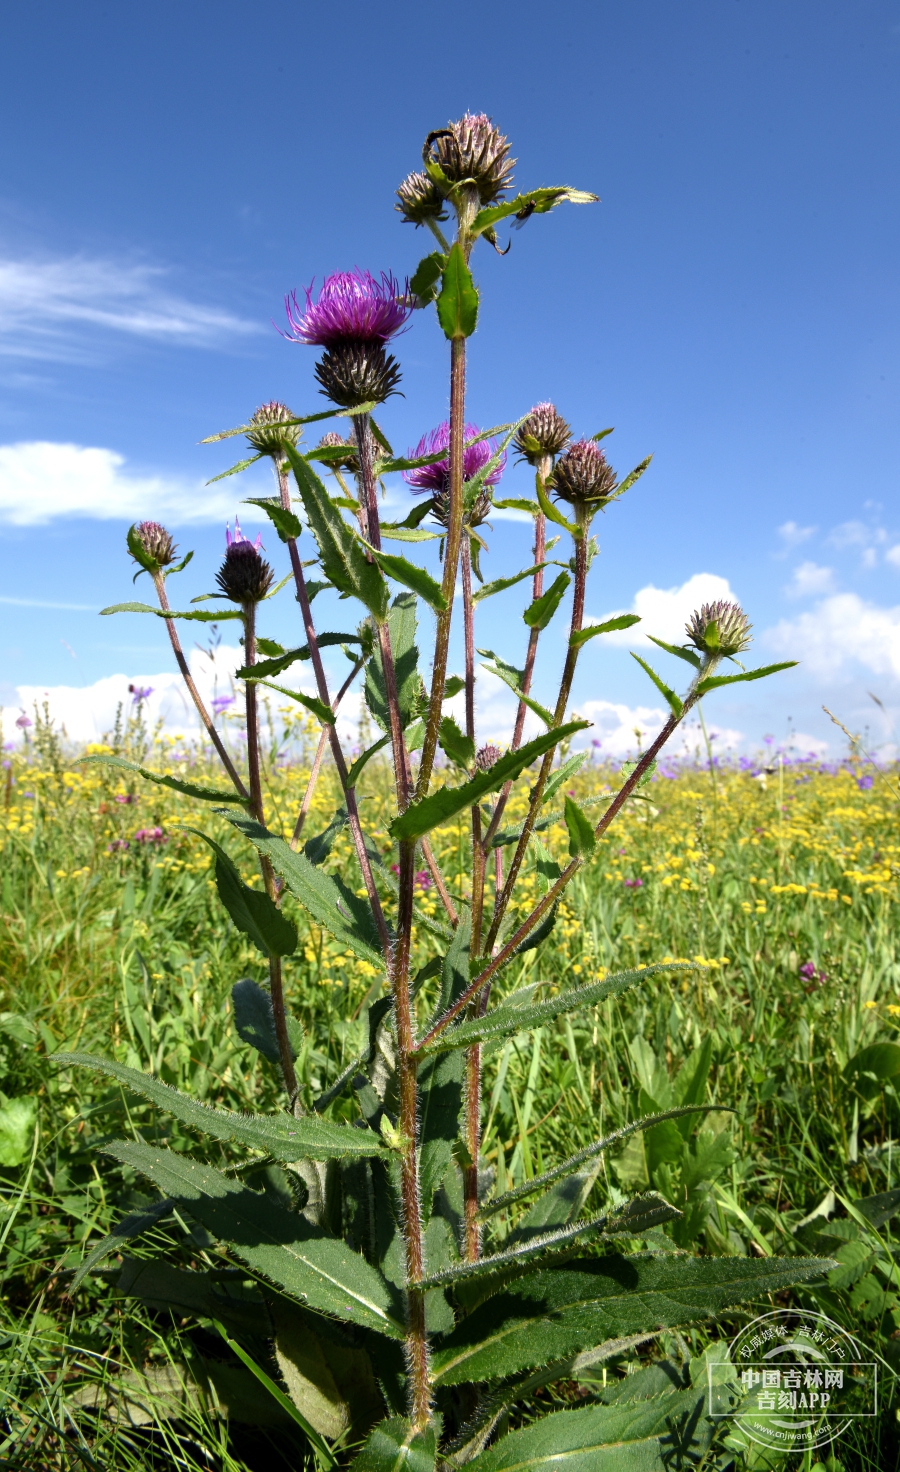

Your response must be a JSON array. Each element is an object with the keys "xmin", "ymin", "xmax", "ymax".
[
  {"xmin": 514, "ymin": 403, "xmax": 572, "ymax": 465},
  {"xmin": 131, "ymin": 520, "xmax": 177, "ymax": 571},
  {"xmin": 246, "ymin": 401, "xmax": 300, "ymax": 459},
  {"xmin": 685, "ymin": 601, "xmax": 753, "ymax": 658},
  {"xmin": 215, "ymin": 517, "xmax": 274, "ymax": 604},
  {"xmin": 314, "ymin": 341, "xmax": 402, "ymax": 408},
  {"xmin": 404, "ymin": 421, "xmax": 505, "ymax": 529},
  {"xmin": 283, "ymin": 270, "xmax": 412, "ymax": 348},
  {"xmin": 429, "ymin": 113, "xmax": 515, "ymax": 206},
  {"xmin": 551, "ymin": 439, "xmax": 618, "ymax": 514}
]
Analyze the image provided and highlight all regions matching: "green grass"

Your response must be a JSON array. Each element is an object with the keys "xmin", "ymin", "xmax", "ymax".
[{"xmin": 1, "ymin": 718, "xmax": 899, "ymax": 1469}]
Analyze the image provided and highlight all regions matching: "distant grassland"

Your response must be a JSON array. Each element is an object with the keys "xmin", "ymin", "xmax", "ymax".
[{"xmin": 1, "ymin": 717, "xmax": 899, "ymax": 1468}]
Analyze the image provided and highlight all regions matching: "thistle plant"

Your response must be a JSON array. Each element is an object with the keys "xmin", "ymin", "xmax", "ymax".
[{"xmin": 59, "ymin": 114, "xmax": 833, "ymax": 1469}]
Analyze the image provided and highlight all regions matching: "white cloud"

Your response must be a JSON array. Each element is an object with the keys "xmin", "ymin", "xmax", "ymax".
[
  {"xmin": 586, "ymin": 572, "xmax": 738, "ymax": 647},
  {"xmin": 767, "ymin": 593, "xmax": 900, "ymax": 680},
  {"xmin": 0, "ymin": 441, "xmax": 259, "ymax": 525},
  {"xmin": 786, "ymin": 561, "xmax": 835, "ymax": 598},
  {"xmin": 777, "ymin": 521, "xmax": 817, "ymax": 553},
  {"xmin": 886, "ymin": 545, "xmax": 900, "ymax": 569},
  {"xmin": 0, "ymin": 254, "xmax": 260, "ymax": 360}
]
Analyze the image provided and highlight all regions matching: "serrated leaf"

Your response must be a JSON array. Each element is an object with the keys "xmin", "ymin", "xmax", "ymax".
[
  {"xmin": 564, "ymin": 797, "xmax": 596, "ymax": 858},
  {"xmin": 102, "ymin": 1140, "xmax": 404, "ymax": 1336},
  {"xmin": 570, "ymin": 613, "xmax": 640, "ymax": 648},
  {"xmin": 432, "ymin": 1253, "xmax": 834, "ymax": 1387},
  {"xmin": 646, "ymin": 635, "xmax": 701, "ymax": 669},
  {"xmin": 541, "ymin": 751, "xmax": 590, "ymax": 805},
  {"xmin": 438, "ymin": 715, "xmax": 475, "ymax": 771},
  {"xmin": 126, "ymin": 522, "xmax": 158, "ymax": 572},
  {"xmin": 243, "ymin": 496, "xmax": 302, "ymax": 542},
  {"xmin": 285, "ymin": 445, "xmax": 389, "ymax": 623},
  {"xmin": 348, "ymin": 1417, "xmax": 436, "ymax": 1471},
  {"xmin": 609, "ymin": 454, "xmax": 653, "ymax": 500},
  {"xmin": 365, "ymin": 593, "xmax": 423, "ymax": 733},
  {"xmin": 247, "ymin": 680, "xmax": 334, "ymax": 726},
  {"xmin": 409, "ymin": 250, "xmax": 446, "ymax": 305},
  {"xmin": 390, "ymin": 722, "xmax": 588, "ymax": 842},
  {"xmin": 201, "ymin": 404, "xmax": 377, "ymax": 444},
  {"xmin": 100, "ymin": 601, "xmax": 243, "ymax": 623},
  {"xmin": 54, "ymin": 1054, "xmax": 384, "ymax": 1161},
  {"xmin": 697, "ymin": 660, "xmax": 798, "ymax": 694},
  {"xmin": 206, "ymin": 453, "xmax": 264, "ymax": 485},
  {"xmin": 535, "ymin": 474, "xmax": 578, "ymax": 534},
  {"xmin": 232, "ymin": 978, "xmax": 303, "ymax": 1064},
  {"xmin": 379, "ymin": 524, "xmax": 440, "ymax": 543},
  {"xmin": 630, "ymin": 653, "xmax": 683, "ymax": 717},
  {"xmin": 472, "ymin": 564, "xmax": 546, "ymax": 604},
  {"xmin": 79, "ymin": 754, "xmax": 244, "ymax": 805},
  {"xmin": 218, "ymin": 810, "xmax": 385, "ymax": 969},
  {"xmin": 181, "ymin": 829, "xmax": 297, "ymax": 958},
  {"xmin": 235, "ymin": 632, "xmax": 361, "ymax": 682},
  {"xmin": 492, "ymin": 497, "xmax": 538, "ymax": 514},
  {"xmin": 364, "ymin": 546, "xmax": 447, "ymax": 613},
  {"xmin": 71, "ymin": 1196, "xmax": 175, "ymax": 1290},
  {"xmin": 443, "ymin": 674, "xmax": 465, "ymax": 699},
  {"xmin": 462, "ymin": 1395, "xmax": 718, "ymax": 1471},
  {"xmin": 436, "ymin": 241, "xmax": 478, "ymax": 340},
  {"xmin": 471, "ymin": 186, "xmax": 599, "ymax": 238},
  {"xmin": 419, "ymin": 964, "xmax": 683, "ymax": 1056},
  {"xmin": 481, "ymin": 661, "xmax": 553, "ymax": 727}
]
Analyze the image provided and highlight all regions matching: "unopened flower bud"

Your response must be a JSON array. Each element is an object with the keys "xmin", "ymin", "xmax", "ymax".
[
  {"xmin": 129, "ymin": 520, "xmax": 177, "ymax": 572},
  {"xmin": 685, "ymin": 601, "xmax": 753, "ymax": 657},
  {"xmin": 317, "ymin": 427, "xmax": 378, "ymax": 475},
  {"xmin": 551, "ymin": 440, "xmax": 618, "ymax": 511},
  {"xmin": 215, "ymin": 518, "xmax": 274, "ymax": 604},
  {"xmin": 428, "ymin": 113, "xmax": 515, "ymax": 206},
  {"xmin": 476, "ymin": 743, "xmax": 501, "ymax": 771},
  {"xmin": 314, "ymin": 341, "xmax": 402, "ymax": 408},
  {"xmin": 432, "ymin": 483, "xmax": 493, "ymax": 530},
  {"xmin": 396, "ymin": 170, "xmax": 448, "ymax": 226},
  {"xmin": 245, "ymin": 401, "xmax": 300, "ymax": 458},
  {"xmin": 514, "ymin": 403, "xmax": 572, "ymax": 465}
]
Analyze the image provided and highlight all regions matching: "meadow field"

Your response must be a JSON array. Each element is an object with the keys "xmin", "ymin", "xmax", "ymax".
[{"xmin": 1, "ymin": 705, "xmax": 899, "ymax": 1469}]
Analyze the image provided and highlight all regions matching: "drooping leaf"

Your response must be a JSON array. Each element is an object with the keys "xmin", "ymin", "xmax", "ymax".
[
  {"xmin": 409, "ymin": 250, "xmax": 446, "ymax": 305},
  {"xmin": 570, "ymin": 613, "xmax": 641, "ymax": 649},
  {"xmin": 347, "ymin": 734, "xmax": 393, "ymax": 788},
  {"xmin": 218, "ymin": 810, "xmax": 385, "ymax": 969},
  {"xmin": 697, "ymin": 661, "xmax": 798, "ymax": 694},
  {"xmin": 79, "ymin": 754, "xmax": 245, "ymax": 805},
  {"xmin": 564, "ymin": 797, "xmax": 596, "ymax": 858},
  {"xmin": 54, "ymin": 1054, "xmax": 384, "ymax": 1162},
  {"xmin": 646, "ymin": 635, "xmax": 701, "ymax": 669},
  {"xmin": 419, "ymin": 964, "xmax": 683, "ymax": 1056},
  {"xmin": 100, "ymin": 601, "xmax": 243, "ymax": 623},
  {"xmin": 492, "ymin": 497, "xmax": 538, "ymax": 514},
  {"xmin": 231, "ymin": 979, "xmax": 303, "ymax": 1065},
  {"xmin": 391, "ymin": 721, "xmax": 589, "ymax": 842},
  {"xmin": 271, "ymin": 1298, "xmax": 383, "ymax": 1444},
  {"xmin": 71, "ymin": 1196, "xmax": 175, "ymax": 1290},
  {"xmin": 523, "ymin": 571, "xmax": 571, "ymax": 630},
  {"xmin": 364, "ymin": 546, "xmax": 447, "ymax": 613},
  {"xmin": 436, "ymin": 241, "xmax": 479, "ymax": 340},
  {"xmin": 364, "ymin": 593, "xmax": 424, "ymax": 734},
  {"xmin": 432, "ymin": 1253, "xmax": 833, "ymax": 1388},
  {"xmin": 348, "ymin": 1417, "xmax": 436, "ymax": 1472},
  {"xmin": 248, "ymin": 679, "xmax": 334, "ymax": 727},
  {"xmin": 472, "ymin": 564, "xmax": 546, "ymax": 603},
  {"xmin": 438, "ymin": 715, "xmax": 475, "ymax": 771},
  {"xmin": 471, "ymin": 186, "xmax": 599, "ymax": 238},
  {"xmin": 285, "ymin": 445, "xmax": 389, "ymax": 623},
  {"xmin": 243, "ymin": 496, "xmax": 302, "ymax": 543},
  {"xmin": 182, "ymin": 829, "xmax": 297, "ymax": 959},
  {"xmin": 630, "ymin": 653, "xmax": 683, "ymax": 718},
  {"xmin": 480, "ymin": 657, "xmax": 553, "ymax": 727},
  {"xmin": 535, "ymin": 474, "xmax": 578, "ymax": 534}
]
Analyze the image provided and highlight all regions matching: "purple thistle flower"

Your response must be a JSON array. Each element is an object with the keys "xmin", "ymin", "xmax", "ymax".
[
  {"xmin": 15, "ymin": 712, "xmax": 32, "ymax": 729},
  {"xmin": 108, "ymin": 838, "xmax": 130, "ymax": 853},
  {"xmin": 212, "ymin": 695, "xmax": 235, "ymax": 713},
  {"xmin": 283, "ymin": 270, "xmax": 412, "ymax": 348},
  {"xmin": 134, "ymin": 826, "xmax": 167, "ymax": 844},
  {"xmin": 225, "ymin": 516, "xmax": 262, "ymax": 551},
  {"xmin": 623, "ymin": 877, "xmax": 644, "ymax": 889},
  {"xmin": 404, "ymin": 422, "xmax": 507, "ymax": 495}
]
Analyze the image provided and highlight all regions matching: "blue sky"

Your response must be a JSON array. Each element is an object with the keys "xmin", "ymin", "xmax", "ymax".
[{"xmin": 1, "ymin": 0, "xmax": 898, "ymax": 758}]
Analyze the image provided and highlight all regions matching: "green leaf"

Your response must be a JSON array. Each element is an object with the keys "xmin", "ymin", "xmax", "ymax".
[
  {"xmin": 409, "ymin": 251, "xmax": 446, "ymax": 305},
  {"xmin": 432, "ymin": 1253, "xmax": 834, "ymax": 1388},
  {"xmin": 646, "ymin": 635, "xmax": 701, "ymax": 669},
  {"xmin": 70, "ymin": 1197, "xmax": 175, "ymax": 1290},
  {"xmin": 541, "ymin": 751, "xmax": 590, "ymax": 805},
  {"xmin": 214, "ymin": 1316, "xmax": 338, "ymax": 1464},
  {"xmin": 102, "ymin": 1140, "xmax": 404, "ymax": 1337},
  {"xmin": 285, "ymin": 445, "xmax": 389, "ymax": 623},
  {"xmin": 79, "ymin": 754, "xmax": 245, "ymax": 805},
  {"xmin": 472, "ymin": 564, "xmax": 546, "ymax": 604},
  {"xmin": 419, "ymin": 964, "xmax": 683, "ymax": 1056},
  {"xmin": 492, "ymin": 497, "xmax": 538, "ymax": 514},
  {"xmin": 200, "ymin": 404, "xmax": 377, "ymax": 444},
  {"xmin": 346, "ymin": 733, "xmax": 392, "ymax": 789},
  {"xmin": 592, "ymin": 427, "xmax": 615, "ymax": 442},
  {"xmin": 364, "ymin": 546, "xmax": 447, "ymax": 613},
  {"xmin": 181, "ymin": 829, "xmax": 297, "ymax": 958},
  {"xmin": 697, "ymin": 661, "xmax": 798, "ymax": 694},
  {"xmin": 630, "ymin": 654, "xmax": 683, "ymax": 717},
  {"xmin": 218, "ymin": 810, "xmax": 385, "ymax": 969},
  {"xmin": 570, "ymin": 613, "xmax": 640, "ymax": 649},
  {"xmin": 205, "ymin": 453, "xmax": 264, "ymax": 485},
  {"xmin": 270, "ymin": 1299, "xmax": 382, "ymax": 1446},
  {"xmin": 480, "ymin": 660, "xmax": 553, "ymax": 728},
  {"xmin": 522, "ymin": 572, "xmax": 571, "ymax": 630},
  {"xmin": 243, "ymin": 496, "xmax": 302, "ymax": 542},
  {"xmin": 54, "ymin": 1054, "xmax": 383, "ymax": 1161},
  {"xmin": 471, "ymin": 186, "xmax": 599, "ymax": 238},
  {"xmin": 619, "ymin": 759, "xmax": 656, "ymax": 792},
  {"xmin": 126, "ymin": 522, "xmax": 159, "ymax": 572},
  {"xmin": 443, "ymin": 674, "xmax": 465, "ymax": 699},
  {"xmin": 235, "ymin": 632, "xmax": 361, "ymax": 682},
  {"xmin": 364, "ymin": 593, "xmax": 424, "ymax": 733},
  {"xmin": 535, "ymin": 474, "xmax": 578, "ymax": 534},
  {"xmin": 0, "ymin": 1095, "xmax": 36, "ymax": 1167},
  {"xmin": 231, "ymin": 979, "xmax": 303, "ymax": 1065},
  {"xmin": 348, "ymin": 1417, "xmax": 436, "ymax": 1472},
  {"xmin": 248, "ymin": 680, "xmax": 334, "ymax": 727},
  {"xmin": 438, "ymin": 715, "xmax": 475, "ymax": 771},
  {"xmin": 609, "ymin": 454, "xmax": 653, "ymax": 500},
  {"xmin": 436, "ymin": 241, "xmax": 479, "ymax": 340},
  {"xmin": 379, "ymin": 524, "xmax": 440, "ymax": 543},
  {"xmin": 462, "ymin": 1395, "xmax": 718, "ymax": 1471},
  {"xmin": 390, "ymin": 722, "xmax": 589, "ymax": 842},
  {"xmin": 100, "ymin": 601, "xmax": 242, "ymax": 623},
  {"xmin": 564, "ymin": 797, "xmax": 596, "ymax": 858}
]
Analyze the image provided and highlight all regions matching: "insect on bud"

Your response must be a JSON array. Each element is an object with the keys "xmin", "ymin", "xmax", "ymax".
[
  {"xmin": 245, "ymin": 401, "xmax": 300, "ymax": 459},
  {"xmin": 129, "ymin": 520, "xmax": 178, "ymax": 573},
  {"xmin": 215, "ymin": 519, "xmax": 274, "ymax": 605},
  {"xmin": 428, "ymin": 113, "xmax": 515, "ymax": 206},
  {"xmin": 475, "ymin": 743, "xmax": 501, "ymax": 772},
  {"xmin": 395, "ymin": 171, "xmax": 448, "ymax": 227},
  {"xmin": 685, "ymin": 601, "xmax": 753, "ymax": 658},
  {"xmin": 550, "ymin": 439, "xmax": 618, "ymax": 514},
  {"xmin": 514, "ymin": 403, "xmax": 572, "ymax": 465}
]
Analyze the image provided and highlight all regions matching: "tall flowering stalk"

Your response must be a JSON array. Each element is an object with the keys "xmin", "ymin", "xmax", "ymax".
[{"xmin": 73, "ymin": 113, "xmax": 820, "ymax": 1467}]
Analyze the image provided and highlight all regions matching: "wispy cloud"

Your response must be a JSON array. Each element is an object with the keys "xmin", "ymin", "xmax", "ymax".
[
  {"xmin": 767, "ymin": 593, "xmax": 900, "ymax": 681},
  {"xmin": 0, "ymin": 440, "xmax": 264, "ymax": 525},
  {"xmin": 0, "ymin": 253, "xmax": 261, "ymax": 360},
  {"xmin": 776, "ymin": 521, "xmax": 817, "ymax": 556},
  {"xmin": 786, "ymin": 561, "xmax": 835, "ymax": 599},
  {"xmin": 0, "ymin": 593, "xmax": 98, "ymax": 610}
]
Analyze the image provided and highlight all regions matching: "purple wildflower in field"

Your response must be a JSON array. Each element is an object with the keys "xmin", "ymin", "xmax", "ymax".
[
  {"xmin": 857, "ymin": 774, "xmax": 874, "ymax": 790},
  {"xmin": 212, "ymin": 695, "xmax": 235, "ymax": 713},
  {"xmin": 108, "ymin": 839, "xmax": 129, "ymax": 853},
  {"xmin": 134, "ymin": 826, "xmax": 167, "ymax": 844},
  {"xmin": 415, "ymin": 871, "xmax": 432, "ymax": 890},
  {"xmin": 283, "ymin": 270, "xmax": 412, "ymax": 348},
  {"xmin": 15, "ymin": 712, "xmax": 32, "ymax": 729},
  {"xmin": 799, "ymin": 960, "xmax": 827, "ymax": 986},
  {"xmin": 404, "ymin": 422, "xmax": 506, "ymax": 495},
  {"xmin": 114, "ymin": 793, "xmax": 138, "ymax": 805},
  {"xmin": 129, "ymin": 684, "xmax": 153, "ymax": 702},
  {"xmin": 623, "ymin": 877, "xmax": 644, "ymax": 889}
]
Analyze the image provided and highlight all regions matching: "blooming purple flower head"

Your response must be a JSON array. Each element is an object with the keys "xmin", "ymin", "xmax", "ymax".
[
  {"xmin": 405, "ymin": 423, "xmax": 507, "ymax": 495},
  {"xmin": 284, "ymin": 270, "xmax": 412, "ymax": 349},
  {"xmin": 212, "ymin": 695, "xmax": 235, "ymax": 713},
  {"xmin": 134, "ymin": 826, "xmax": 167, "ymax": 844},
  {"xmin": 129, "ymin": 684, "xmax": 154, "ymax": 703},
  {"xmin": 857, "ymin": 774, "xmax": 874, "ymax": 790},
  {"xmin": 624, "ymin": 877, "xmax": 644, "ymax": 889},
  {"xmin": 15, "ymin": 712, "xmax": 32, "ymax": 729},
  {"xmin": 225, "ymin": 516, "xmax": 263, "ymax": 552}
]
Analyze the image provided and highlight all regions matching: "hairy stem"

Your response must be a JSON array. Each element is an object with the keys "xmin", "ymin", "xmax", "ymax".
[
  {"xmin": 290, "ymin": 656, "xmax": 364, "ymax": 851},
  {"xmin": 151, "ymin": 573, "xmax": 250, "ymax": 801},
  {"xmin": 460, "ymin": 534, "xmax": 483, "ymax": 1261}
]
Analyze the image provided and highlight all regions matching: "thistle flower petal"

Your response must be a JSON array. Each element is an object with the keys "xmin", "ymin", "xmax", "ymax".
[{"xmin": 282, "ymin": 269, "xmax": 412, "ymax": 348}]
